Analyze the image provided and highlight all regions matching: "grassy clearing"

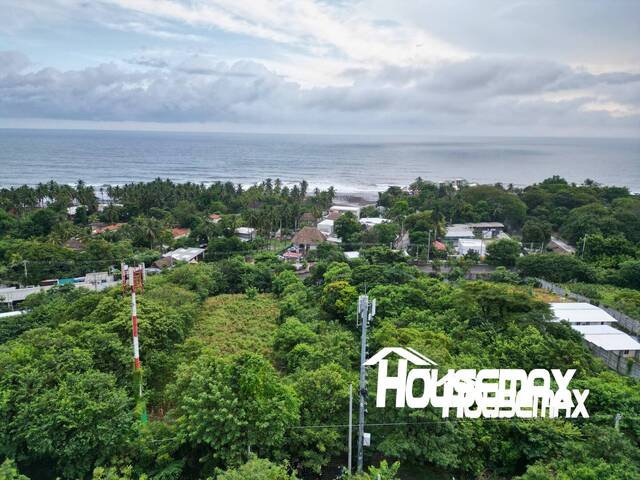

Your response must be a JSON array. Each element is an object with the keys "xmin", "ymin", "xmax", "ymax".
[
  {"xmin": 191, "ymin": 293, "xmax": 280, "ymax": 357},
  {"xmin": 563, "ymin": 283, "xmax": 640, "ymax": 319},
  {"xmin": 532, "ymin": 287, "xmax": 566, "ymax": 303}
]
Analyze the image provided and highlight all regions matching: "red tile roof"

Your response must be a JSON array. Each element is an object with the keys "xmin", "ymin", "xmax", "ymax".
[
  {"xmin": 172, "ymin": 227, "xmax": 190, "ymax": 239},
  {"xmin": 433, "ymin": 240, "xmax": 447, "ymax": 251},
  {"xmin": 92, "ymin": 223, "xmax": 125, "ymax": 235}
]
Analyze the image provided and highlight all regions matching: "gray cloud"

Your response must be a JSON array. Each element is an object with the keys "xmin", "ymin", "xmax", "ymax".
[{"xmin": 0, "ymin": 51, "xmax": 638, "ymax": 135}]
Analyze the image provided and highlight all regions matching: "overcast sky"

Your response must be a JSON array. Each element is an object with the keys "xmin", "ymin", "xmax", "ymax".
[{"xmin": 0, "ymin": 0, "xmax": 639, "ymax": 136}]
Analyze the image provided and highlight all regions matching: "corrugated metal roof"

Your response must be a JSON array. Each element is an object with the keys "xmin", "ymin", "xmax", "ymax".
[
  {"xmin": 164, "ymin": 247, "xmax": 205, "ymax": 262},
  {"xmin": 584, "ymin": 333, "xmax": 640, "ymax": 351},
  {"xmin": 550, "ymin": 303, "xmax": 617, "ymax": 324},
  {"xmin": 444, "ymin": 224, "xmax": 474, "ymax": 238},
  {"xmin": 572, "ymin": 324, "xmax": 624, "ymax": 335}
]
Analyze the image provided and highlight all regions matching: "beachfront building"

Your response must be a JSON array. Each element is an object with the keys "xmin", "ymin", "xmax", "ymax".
[
  {"xmin": 317, "ymin": 219, "xmax": 334, "ymax": 236},
  {"xmin": 292, "ymin": 226, "xmax": 326, "ymax": 254},
  {"xmin": 235, "ymin": 227, "xmax": 257, "ymax": 242},
  {"xmin": 329, "ymin": 205, "xmax": 361, "ymax": 218}
]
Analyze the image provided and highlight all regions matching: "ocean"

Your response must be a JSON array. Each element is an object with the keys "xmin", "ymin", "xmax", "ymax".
[{"xmin": 0, "ymin": 129, "xmax": 639, "ymax": 196}]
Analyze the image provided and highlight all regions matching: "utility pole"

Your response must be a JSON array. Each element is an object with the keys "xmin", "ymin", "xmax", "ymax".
[
  {"xmin": 426, "ymin": 230, "xmax": 431, "ymax": 262},
  {"xmin": 348, "ymin": 383, "xmax": 353, "ymax": 474},
  {"xmin": 23, "ymin": 260, "xmax": 28, "ymax": 286},
  {"xmin": 581, "ymin": 235, "xmax": 588, "ymax": 258},
  {"xmin": 615, "ymin": 412, "xmax": 622, "ymax": 432},
  {"xmin": 357, "ymin": 295, "xmax": 376, "ymax": 473}
]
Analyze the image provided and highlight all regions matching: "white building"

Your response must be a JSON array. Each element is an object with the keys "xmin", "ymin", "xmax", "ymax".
[
  {"xmin": 235, "ymin": 227, "xmax": 257, "ymax": 242},
  {"xmin": 550, "ymin": 303, "xmax": 618, "ymax": 325},
  {"xmin": 571, "ymin": 323, "xmax": 640, "ymax": 363},
  {"xmin": 444, "ymin": 224, "xmax": 474, "ymax": 240},
  {"xmin": 344, "ymin": 251, "xmax": 360, "ymax": 260},
  {"xmin": 163, "ymin": 247, "xmax": 206, "ymax": 263},
  {"xmin": 317, "ymin": 219, "xmax": 335, "ymax": 236},
  {"xmin": 359, "ymin": 217, "xmax": 390, "ymax": 230},
  {"xmin": 457, "ymin": 238, "xmax": 486, "ymax": 256},
  {"xmin": 329, "ymin": 205, "xmax": 361, "ymax": 218},
  {"xmin": 469, "ymin": 222, "xmax": 505, "ymax": 239}
]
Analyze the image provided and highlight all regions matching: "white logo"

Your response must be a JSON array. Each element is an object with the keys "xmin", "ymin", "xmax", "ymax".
[{"xmin": 365, "ymin": 348, "xmax": 589, "ymax": 419}]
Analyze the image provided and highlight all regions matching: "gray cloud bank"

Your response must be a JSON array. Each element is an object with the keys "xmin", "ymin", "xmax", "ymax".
[{"xmin": 1, "ymin": 51, "xmax": 638, "ymax": 135}]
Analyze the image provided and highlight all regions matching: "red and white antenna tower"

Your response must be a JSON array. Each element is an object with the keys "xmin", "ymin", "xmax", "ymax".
[{"xmin": 122, "ymin": 262, "xmax": 146, "ymax": 397}]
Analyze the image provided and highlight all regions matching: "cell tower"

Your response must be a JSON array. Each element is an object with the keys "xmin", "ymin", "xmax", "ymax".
[
  {"xmin": 356, "ymin": 294, "xmax": 375, "ymax": 473},
  {"xmin": 121, "ymin": 263, "xmax": 146, "ymax": 398}
]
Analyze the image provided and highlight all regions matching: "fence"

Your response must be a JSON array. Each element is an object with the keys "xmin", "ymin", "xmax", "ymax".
[
  {"xmin": 535, "ymin": 278, "xmax": 640, "ymax": 335},
  {"xmin": 535, "ymin": 278, "xmax": 640, "ymax": 379}
]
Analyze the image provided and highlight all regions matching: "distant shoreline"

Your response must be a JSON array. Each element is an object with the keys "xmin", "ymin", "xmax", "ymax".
[{"xmin": 1, "ymin": 130, "xmax": 638, "ymax": 192}]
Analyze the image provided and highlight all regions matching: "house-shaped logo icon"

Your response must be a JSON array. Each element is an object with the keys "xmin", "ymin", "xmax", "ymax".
[{"xmin": 364, "ymin": 347, "xmax": 438, "ymax": 367}]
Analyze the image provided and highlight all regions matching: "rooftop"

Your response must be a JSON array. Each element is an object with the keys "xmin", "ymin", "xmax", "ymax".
[
  {"xmin": 360, "ymin": 217, "xmax": 390, "ymax": 226},
  {"xmin": 550, "ymin": 302, "xmax": 618, "ymax": 324},
  {"xmin": 330, "ymin": 205, "xmax": 360, "ymax": 212},
  {"xmin": 583, "ymin": 333, "xmax": 640, "ymax": 352},
  {"xmin": 171, "ymin": 227, "xmax": 190, "ymax": 239},
  {"xmin": 164, "ymin": 247, "xmax": 206, "ymax": 262},
  {"xmin": 570, "ymin": 323, "xmax": 640, "ymax": 352},
  {"xmin": 292, "ymin": 226, "xmax": 326, "ymax": 245},
  {"xmin": 444, "ymin": 224, "xmax": 474, "ymax": 238},
  {"xmin": 469, "ymin": 222, "xmax": 505, "ymax": 229}
]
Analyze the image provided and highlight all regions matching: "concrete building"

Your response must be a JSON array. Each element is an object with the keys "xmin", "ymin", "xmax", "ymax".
[
  {"xmin": 550, "ymin": 302, "xmax": 618, "ymax": 325},
  {"xmin": 161, "ymin": 247, "xmax": 205, "ymax": 268},
  {"xmin": 317, "ymin": 219, "xmax": 335, "ymax": 236},
  {"xmin": 444, "ymin": 224, "xmax": 474, "ymax": 240},
  {"xmin": 469, "ymin": 222, "xmax": 505, "ymax": 239},
  {"xmin": 329, "ymin": 205, "xmax": 361, "ymax": 218},
  {"xmin": 235, "ymin": 227, "xmax": 257, "ymax": 242},
  {"xmin": 359, "ymin": 217, "xmax": 390, "ymax": 230},
  {"xmin": 457, "ymin": 238, "xmax": 486, "ymax": 257},
  {"xmin": 570, "ymin": 323, "xmax": 640, "ymax": 375}
]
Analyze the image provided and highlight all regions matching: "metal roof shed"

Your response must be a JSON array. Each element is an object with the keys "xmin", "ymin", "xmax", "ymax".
[
  {"xmin": 572, "ymin": 324, "xmax": 625, "ymax": 335},
  {"xmin": 583, "ymin": 334, "xmax": 640, "ymax": 352},
  {"xmin": 550, "ymin": 303, "xmax": 618, "ymax": 324}
]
